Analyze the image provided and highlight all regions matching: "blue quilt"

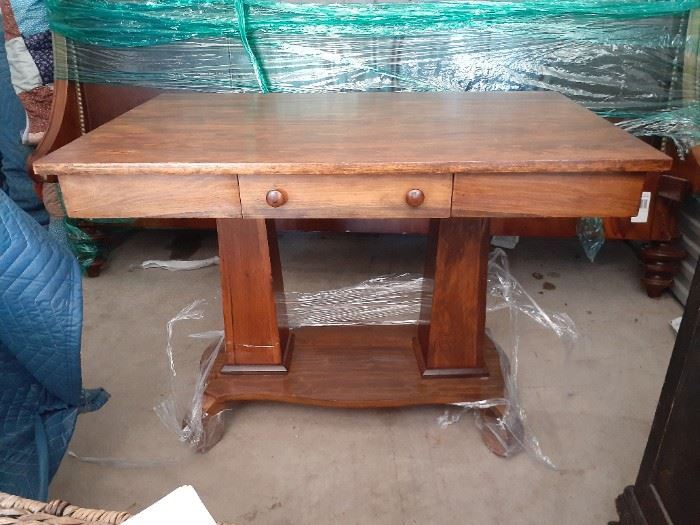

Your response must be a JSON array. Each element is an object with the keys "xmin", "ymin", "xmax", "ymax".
[{"xmin": 0, "ymin": 190, "xmax": 107, "ymax": 500}]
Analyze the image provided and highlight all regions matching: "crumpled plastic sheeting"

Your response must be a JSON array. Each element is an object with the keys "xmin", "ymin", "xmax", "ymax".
[
  {"xmin": 617, "ymin": 103, "xmax": 700, "ymax": 158},
  {"xmin": 47, "ymin": 0, "xmax": 697, "ymax": 119},
  {"xmin": 282, "ymin": 273, "xmax": 430, "ymax": 326},
  {"xmin": 154, "ymin": 301, "xmax": 225, "ymax": 446},
  {"xmin": 577, "ymin": 217, "xmax": 606, "ymax": 263},
  {"xmin": 158, "ymin": 249, "xmax": 577, "ymax": 468}
]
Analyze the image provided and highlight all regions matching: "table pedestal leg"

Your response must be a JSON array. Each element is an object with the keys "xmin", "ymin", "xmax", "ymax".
[
  {"xmin": 201, "ymin": 217, "xmax": 507, "ymax": 454},
  {"xmin": 217, "ymin": 218, "xmax": 291, "ymax": 371},
  {"xmin": 200, "ymin": 218, "xmax": 291, "ymax": 450},
  {"xmin": 416, "ymin": 218, "xmax": 518, "ymax": 455},
  {"xmin": 416, "ymin": 218, "xmax": 489, "ymax": 376}
]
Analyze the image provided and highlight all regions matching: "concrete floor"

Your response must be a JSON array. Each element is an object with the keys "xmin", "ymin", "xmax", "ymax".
[{"xmin": 50, "ymin": 231, "xmax": 682, "ymax": 524}]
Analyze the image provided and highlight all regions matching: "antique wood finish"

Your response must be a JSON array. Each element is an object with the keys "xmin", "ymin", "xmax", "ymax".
[
  {"xmin": 59, "ymin": 173, "xmax": 241, "ymax": 219},
  {"xmin": 135, "ymin": 217, "xmax": 595, "ymax": 237},
  {"xmin": 33, "ymin": 92, "xmax": 670, "ymax": 179},
  {"xmin": 612, "ymin": 258, "xmax": 700, "ymax": 524},
  {"xmin": 641, "ymin": 242, "xmax": 688, "ymax": 298},
  {"xmin": 204, "ymin": 326, "xmax": 504, "ymax": 410},
  {"xmin": 277, "ymin": 217, "xmax": 588, "ymax": 237},
  {"xmin": 478, "ymin": 404, "xmax": 522, "ymax": 458},
  {"xmin": 131, "ymin": 214, "xmax": 650, "ymax": 239},
  {"xmin": 417, "ymin": 218, "xmax": 489, "ymax": 374},
  {"xmin": 275, "ymin": 219, "xmax": 430, "ymax": 234},
  {"xmin": 27, "ymin": 80, "xmax": 81, "ymax": 184},
  {"xmin": 490, "ymin": 218, "xmax": 578, "ymax": 237},
  {"xmin": 452, "ymin": 172, "xmax": 646, "ymax": 218},
  {"xmin": 80, "ymin": 83, "xmax": 160, "ymax": 131},
  {"xmin": 217, "ymin": 219, "xmax": 289, "ymax": 369},
  {"xmin": 31, "ymin": 83, "xmax": 690, "ymax": 290},
  {"xmin": 238, "ymin": 174, "xmax": 452, "ymax": 219},
  {"xmin": 35, "ymin": 92, "xmax": 673, "ymax": 454},
  {"xmin": 134, "ymin": 218, "xmax": 218, "ymax": 230}
]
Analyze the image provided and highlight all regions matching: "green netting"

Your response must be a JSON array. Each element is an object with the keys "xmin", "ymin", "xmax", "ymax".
[
  {"xmin": 47, "ymin": 0, "xmax": 699, "ymax": 118},
  {"xmin": 46, "ymin": 0, "xmax": 700, "ymax": 47},
  {"xmin": 62, "ymin": 218, "xmax": 134, "ymax": 274},
  {"xmin": 618, "ymin": 102, "xmax": 700, "ymax": 156}
]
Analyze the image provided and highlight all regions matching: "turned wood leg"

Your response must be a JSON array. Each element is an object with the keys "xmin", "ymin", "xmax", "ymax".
[
  {"xmin": 217, "ymin": 218, "xmax": 291, "ymax": 370},
  {"xmin": 640, "ymin": 241, "xmax": 686, "ymax": 298},
  {"xmin": 416, "ymin": 217, "xmax": 489, "ymax": 375}
]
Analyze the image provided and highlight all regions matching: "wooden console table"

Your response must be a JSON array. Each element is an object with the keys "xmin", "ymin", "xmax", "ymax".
[{"xmin": 34, "ymin": 92, "xmax": 671, "ymax": 453}]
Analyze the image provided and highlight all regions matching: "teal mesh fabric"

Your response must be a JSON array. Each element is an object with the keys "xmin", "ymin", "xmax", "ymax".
[{"xmin": 46, "ymin": 0, "xmax": 698, "ymax": 118}]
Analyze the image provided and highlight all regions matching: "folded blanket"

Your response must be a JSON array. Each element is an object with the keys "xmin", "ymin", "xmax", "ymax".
[
  {"xmin": 0, "ymin": 190, "xmax": 107, "ymax": 500},
  {"xmin": 1, "ymin": 0, "xmax": 52, "ymax": 145}
]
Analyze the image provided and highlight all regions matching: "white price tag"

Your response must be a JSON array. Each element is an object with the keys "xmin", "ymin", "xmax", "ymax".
[{"xmin": 630, "ymin": 191, "xmax": 651, "ymax": 223}]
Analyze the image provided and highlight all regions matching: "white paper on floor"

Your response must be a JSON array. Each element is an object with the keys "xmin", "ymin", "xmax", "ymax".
[
  {"xmin": 123, "ymin": 485, "xmax": 216, "ymax": 525},
  {"xmin": 670, "ymin": 316, "xmax": 682, "ymax": 334}
]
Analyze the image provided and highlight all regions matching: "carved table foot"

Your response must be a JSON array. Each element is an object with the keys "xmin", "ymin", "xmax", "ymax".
[
  {"xmin": 476, "ymin": 404, "xmax": 523, "ymax": 457},
  {"xmin": 195, "ymin": 411, "xmax": 227, "ymax": 454}
]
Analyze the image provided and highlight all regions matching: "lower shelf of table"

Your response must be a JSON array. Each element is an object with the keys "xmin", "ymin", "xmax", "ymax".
[{"xmin": 203, "ymin": 325, "xmax": 505, "ymax": 410}]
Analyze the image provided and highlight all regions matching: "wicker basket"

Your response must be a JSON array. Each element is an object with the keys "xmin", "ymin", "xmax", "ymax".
[{"xmin": 0, "ymin": 491, "xmax": 234, "ymax": 524}]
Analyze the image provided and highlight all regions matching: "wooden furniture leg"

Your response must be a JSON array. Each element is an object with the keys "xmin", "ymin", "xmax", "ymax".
[
  {"xmin": 200, "ymin": 218, "xmax": 291, "ymax": 450},
  {"xmin": 217, "ymin": 218, "xmax": 291, "ymax": 371},
  {"xmin": 415, "ymin": 218, "xmax": 515, "ymax": 455},
  {"xmin": 416, "ymin": 218, "xmax": 489, "ymax": 375},
  {"xmin": 201, "ymin": 217, "xmax": 506, "ymax": 453},
  {"xmin": 640, "ymin": 241, "xmax": 687, "ymax": 298}
]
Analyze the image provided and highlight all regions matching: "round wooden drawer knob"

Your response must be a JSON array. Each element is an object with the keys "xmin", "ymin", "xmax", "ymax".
[
  {"xmin": 405, "ymin": 189, "xmax": 425, "ymax": 207},
  {"xmin": 266, "ymin": 189, "xmax": 287, "ymax": 208}
]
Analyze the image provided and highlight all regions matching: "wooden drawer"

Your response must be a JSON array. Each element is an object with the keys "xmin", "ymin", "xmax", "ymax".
[
  {"xmin": 238, "ymin": 174, "xmax": 452, "ymax": 219},
  {"xmin": 59, "ymin": 173, "xmax": 241, "ymax": 219},
  {"xmin": 452, "ymin": 172, "xmax": 646, "ymax": 217}
]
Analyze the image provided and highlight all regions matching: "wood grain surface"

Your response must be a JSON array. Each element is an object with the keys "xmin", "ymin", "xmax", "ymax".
[
  {"xmin": 204, "ymin": 325, "xmax": 505, "ymax": 409},
  {"xmin": 238, "ymin": 173, "xmax": 452, "ymax": 218},
  {"xmin": 34, "ymin": 91, "xmax": 670, "ymax": 178},
  {"xmin": 58, "ymin": 173, "xmax": 241, "ymax": 218},
  {"xmin": 217, "ymin": 218, "xmax": 288, "ymax": 366},
  {"xmin": 418, "ymin": 218, "xmax": 489, "ymax": 371},
  {"xmin": 452, "ymin": 172, "xmax": 646, "ymax": 217}
]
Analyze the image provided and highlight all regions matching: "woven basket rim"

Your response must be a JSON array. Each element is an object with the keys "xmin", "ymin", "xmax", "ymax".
[{"xmin": 0, "ymin": 491, "xmax": 234, "ymax": 525}]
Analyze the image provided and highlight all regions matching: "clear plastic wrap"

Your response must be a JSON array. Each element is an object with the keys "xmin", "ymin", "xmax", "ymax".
[
  {"xmin": 46, "ymin": 0, "xmax": 697, "ymax": 119},
  {"xmin": 577, "ymin": 217, "xmax": 606, "ymax": 263},
  {"xmin": 617, "ymin": 103, "xmax": 700, "ymax": 157},
  {"xmin": 157, "ymin": 248, "xmax": 578, "ymax": 467}
]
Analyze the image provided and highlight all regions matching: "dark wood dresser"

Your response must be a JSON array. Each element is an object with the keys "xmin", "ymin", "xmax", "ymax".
[{"xmin": 612, "ymin": 257, "xmax": 700, "ymax": 524}]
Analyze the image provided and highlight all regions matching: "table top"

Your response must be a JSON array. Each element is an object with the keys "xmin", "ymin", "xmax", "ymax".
[{"xmin": 34, "ymin": 91, "xmax": 671, "ymax": 178}]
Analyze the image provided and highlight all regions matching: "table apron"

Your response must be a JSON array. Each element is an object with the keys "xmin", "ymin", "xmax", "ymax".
[{"xmin": 57, "ymin": 171, "xmax": 647, "ymax": 220}]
